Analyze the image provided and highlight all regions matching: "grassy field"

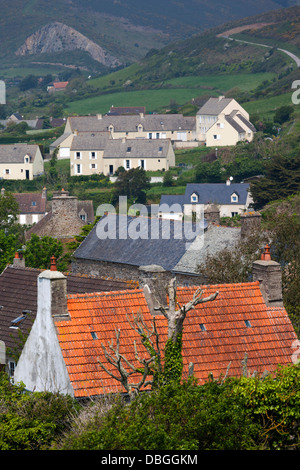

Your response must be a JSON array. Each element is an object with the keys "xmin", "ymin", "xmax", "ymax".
[
  {"xmin": 243, "ymin": 91, "xmax": 300, "ymax": 120},
  {"xmin": 65, "ymin": 87, "xmax": 207, "ymax": 115},
  {"xmin": 163, "ymin": 72, "xmax": 277, "ymax": 91},
  {"xmin": 65, "ymin": 71, "xmax": 278, "ymax": 115}
]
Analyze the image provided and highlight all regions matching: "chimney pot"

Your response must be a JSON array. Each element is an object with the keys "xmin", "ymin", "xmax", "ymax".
[
  {"xmin": 13, "ymin": 251, "xmax": 25, "ymax": 268},
  {"xmin": 263, "ymin": 244, "xmax": 271, "ymax": 261},
  {"xmin": 50, "ymin": 256, "xmax": 57, "ymax": 271}
]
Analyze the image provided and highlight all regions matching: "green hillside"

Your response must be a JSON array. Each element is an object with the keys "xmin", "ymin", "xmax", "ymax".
[
  {"xmin": 0, "ymin": 0, "xmax": 298, "ymax": 76},
  {"xmin": 61, "ymin": 6, "xmax": 300, "ymax": 117},
  {"xmin": 2, "ymin": 5, "xmax": 300, "ymax": 121}
]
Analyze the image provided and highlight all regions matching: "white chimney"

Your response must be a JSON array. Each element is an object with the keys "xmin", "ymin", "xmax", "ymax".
[
  {"xmin": 14, "ymin": 258, "xmax": 73, "ymax": 395},
  {"xmin": 97, "ymin": 114, "xmax": 102, "ymax": 120}
]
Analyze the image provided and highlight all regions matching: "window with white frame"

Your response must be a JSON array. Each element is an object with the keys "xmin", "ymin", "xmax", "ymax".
[
  {"xmin": 191, "ymin": 192, "xmax": 198, "ymax": 203},
  {"xmin": 4, "ymin": 169, "xmax": 11, "ymax": 175},
  {"xmin": 213, "ymin": 135, "xmax": 220, "ymax": 140},
  {"xmin": 125, "ymin": 159, "xmax": 131, "ymax": 170},
  {"xmin": 90, "ymin": 151, "xmax": 97, "ymax": 159},
  {"xmin": 75, "ymin": 151, "xmax": 81, "ymax": 159},
  {"xmin": 76, "ymin": 163, "xmax": 82, "ymax": 174},
  {"xmin": 231, "ymin": 193, "xmax": 239, "ymax": 203},
  {"xmin": 139, "ymin": 159, "xmax": 145, "ymax": 169},
  {"xmin": 90, "ymin": 163, "xmax": 97, "ymax": 170}
]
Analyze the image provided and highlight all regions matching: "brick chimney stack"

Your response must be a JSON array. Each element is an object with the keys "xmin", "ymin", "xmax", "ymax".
[{"xmin": 252, "ymin": 245, "xmax": 283, "ymax": 306}]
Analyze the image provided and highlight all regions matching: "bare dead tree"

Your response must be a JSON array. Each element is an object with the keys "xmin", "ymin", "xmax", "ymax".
[
  {"xmin": 98, "ymin": 279, "xmax": 219, "ymax": 397},
  {"xmin": 98, "ymin": 318, "xmax": 158, "ymax": 400},
  {"xmin": 157, "ymin": 278, "xmax": 219, "ymax": 342}
]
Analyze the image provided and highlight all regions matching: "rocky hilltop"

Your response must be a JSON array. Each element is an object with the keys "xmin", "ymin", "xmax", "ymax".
[{"xmin": 15, "ymin": 22, "xmax": 121, "ymax": 67}]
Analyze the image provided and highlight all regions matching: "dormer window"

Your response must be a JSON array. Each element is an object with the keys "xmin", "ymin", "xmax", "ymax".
[
  {"xmin": 231, "ymin": 192, "xmax": 239, "ymax": 203},
  {"xmin": 191, "ymin": 192, "xmax": 198, "ymax": 203}
]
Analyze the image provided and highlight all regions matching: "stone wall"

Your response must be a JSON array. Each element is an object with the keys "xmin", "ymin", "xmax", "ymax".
[{"xmin": 72, "ymin": 257, "xmax": 205, "ymax": 289}]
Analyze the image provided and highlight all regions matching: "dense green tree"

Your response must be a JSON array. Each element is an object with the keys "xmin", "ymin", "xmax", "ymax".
[
  {"xmin": 24, "ymin": 234, "xmax": 65, "ymax": 270},
  {"xmin": 111, "ymin": 167, "xmax": 151, "ymax": 205},
  {"xmin": 274, "ymin": 105, "xmax": 294, "ymax": 125},
  {"xmin": 0, "ymin": 230, "xmax": 21, "ymax": 273},
  {"xmin": 162, "ymin": 170, "xmax": 174, "ymax": 187},
  {"xmin": 19, "ymin": 74, "xmax": 39, "ymax": 92},
  {"xmin": 195, "ymin": 160, "xmax": 222, "ymax": 183},
  {"xmin": 0, "ymin": 191, "xmax": 19, "ymax": 232},
  {"xmin": 250, "ymin": 153, "xmax": 300, "ymax": 209}
]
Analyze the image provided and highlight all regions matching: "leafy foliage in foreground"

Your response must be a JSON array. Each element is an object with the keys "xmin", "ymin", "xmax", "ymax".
[
  {"xmin": 0, "ymin": 373, "xmax": 78, "ymax": 450},
  {"xmin": 2, "ymin": 363, "xmax": 300, "ymax": 450},
  {"xmin": 58, "ymin": 364, "xmax": 300, "ymax": 451}
]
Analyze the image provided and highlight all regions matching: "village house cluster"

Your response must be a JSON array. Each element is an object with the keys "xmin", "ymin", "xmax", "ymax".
[
  {"xmin": 0, "ymin": 96, "xmax": 255, "ymax": 179},
  {"xmin": 1, "ymin": 96, "xmax": 297, "ymax": 401}
]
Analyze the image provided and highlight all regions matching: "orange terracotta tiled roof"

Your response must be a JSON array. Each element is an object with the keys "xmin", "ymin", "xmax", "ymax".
[
  {"xmin": 56, "ymin": 282, "xmax": 297, "ymax": 398},
  {"xmin": 57, "ymin": 289, "xmax": 164, "ymax": 398}
]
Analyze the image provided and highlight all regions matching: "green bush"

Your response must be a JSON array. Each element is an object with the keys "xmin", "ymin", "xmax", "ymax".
[{"xmin": 0, "ymin": 372, "xmax": 78, "ymax": 450}]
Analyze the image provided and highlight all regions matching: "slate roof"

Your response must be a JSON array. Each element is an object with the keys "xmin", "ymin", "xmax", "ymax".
[
  {"xmin": 197, "ymin": 97, "xmax": 234, "ymax": 115},
  {"xmin": 55, "ymin": 282, "xmax": 297, "ymax": 397},
  {"xmin": 0, "ymin": 264, "xmax": 138, "ymax": 352},
  {"xmin": 108, "ymin": 106, "xmax": 146, "ymax": 115},
  {"xmin": 73, "ymin": 214, "xmax": 239, "ymax": 275},
  {"xmin": 13, "ymin": 192, "xmax": 47, "ymax": 215},
  {"xmin": 67, "ymin": 114, "xmax": 196, "ymax": 133},
  {"xmin": 236, "ymin": 114, "xmax": 256, "ymax": 132},
  {"xmin": 225, "ymin": 116, "xmax": 245, "ymax": 134},
  {"xmin": 103, "ymin": 138, "xmax": 171, "ymax": 159},
  {"xmin": 160, "ymin": 183, "xmax": 251, "ymax": 208},
  {"xmin": 73, "ymin": 214, "xmax": 198, "ymax": 272},
  {"xmin": 174, "ymin": 224, "xmax": 240, "ymax": 274},
  {"xmin": 0, "ymin": 144, "xmax": 40, "ymax": 163},
  {"xmin": 159, "ymin": 194, "xmax": 184, "ymax": 212},
  {"xmin": 70, "ymin": 132, "xmax": 111, "ymax": 150}
]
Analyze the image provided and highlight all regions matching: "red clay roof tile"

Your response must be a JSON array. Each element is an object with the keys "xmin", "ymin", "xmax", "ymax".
[{"xmin": 54, "ymin": 282, "xmax": 298, "ymax": 398}]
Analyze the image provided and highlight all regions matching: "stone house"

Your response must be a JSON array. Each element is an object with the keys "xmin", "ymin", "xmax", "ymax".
[
  {"xmin": 25, "ymin": 189, "xmax": 94, "ymax": 241},
  {"xmin": 101, "ymin": 137, "xmax": 175, "ymax": 175},
  {"xmin": 196, "ymin": 96, "xmax": 256, "ymax": 146},
  {"xmin": 0, "ymin": 144, "xmax": 44, "ymax": 180},
  {"xmin": 13, "ymin": 246, "xmax": 298, "ymax": 398},
  {"xmin": 71, "ymin": 213, "xmax": 242, "ymax": 284},
  {"xmin": 64, "ymin": 113, "xmax": 197, "ymax": 144},
  {"xmin": 69, "ymin": 132, "xmax": 175, "ymax": 175},
  {"xmin": 69, "ymin": 131, "xmax": 111, "ymax": 176}
]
